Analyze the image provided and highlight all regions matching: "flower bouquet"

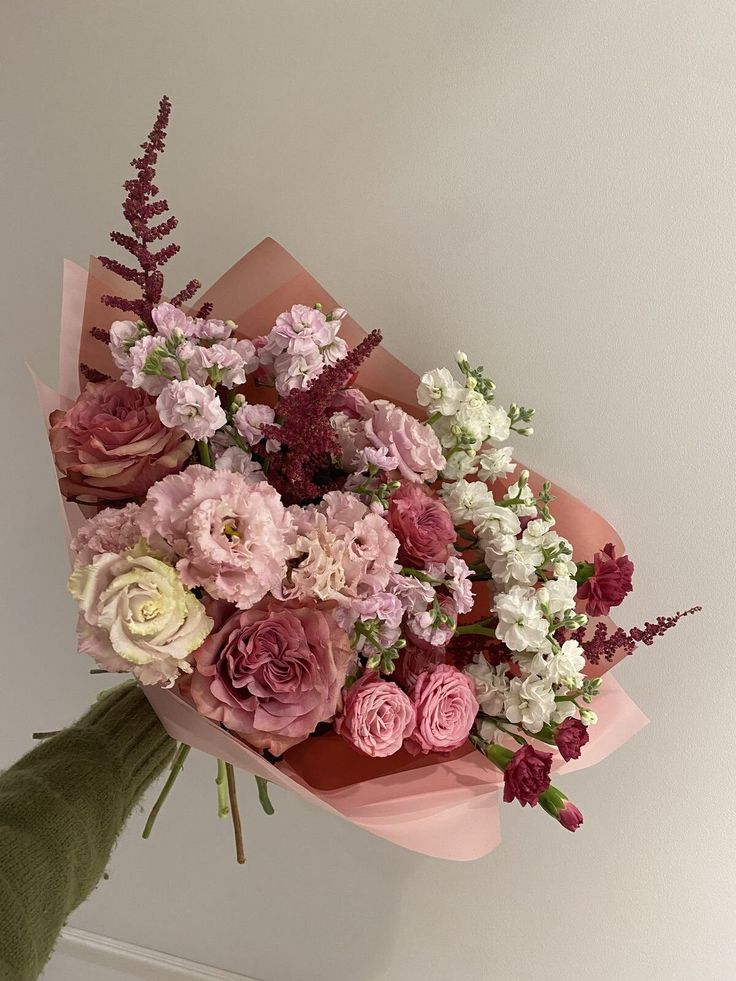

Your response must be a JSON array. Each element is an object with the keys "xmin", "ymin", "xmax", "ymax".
[{"xmin": 36, "ymin": 98, "xmax": 698, "ymax": 862}]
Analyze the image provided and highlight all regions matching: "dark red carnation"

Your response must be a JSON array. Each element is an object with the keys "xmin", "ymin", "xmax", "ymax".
[
  {"xmin": 577, "ymin": 542, "xmax": 634, "ymax": 617},
  {"xmin": 554, "ymin": 717, "xmax": 590, "ymax": 761},
  {"xmin": 502, "ymin": 743, "xmax": 553, "ymax": 807},
  {"xmin": 557, "ymin": 800, "xmax": 584, "ymax": 831}
]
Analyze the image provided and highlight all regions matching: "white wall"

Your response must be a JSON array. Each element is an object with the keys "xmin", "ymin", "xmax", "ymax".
[{"xmin": 2, "ymin": 2, "xmax": 734, "ymax": 979}]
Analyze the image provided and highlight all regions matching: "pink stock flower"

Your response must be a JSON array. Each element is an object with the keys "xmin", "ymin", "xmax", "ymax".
[
  {"xmin": 577, "ymin": 542, "xmax": 634, "ymax": 617},
  {"xmin": 71, "ymin": 503, "xmax": 144, "ymax": 566},
  {"xmin": 335, "ymin": 672, "xmax": 416, "ymax": 757},
  {"xmin": 554, "ymin": 716, "xmax": 590, "ymax": 761},
  {"xmin": 49, "ymin": 380, "xmax": 193, "ymax": 503},
  {"xmin": 139, "ymin": 465, "xmax": 293, "ymax": 608},
  {"xmin": 190, "ymin": 599, "xmax": 352, "ymax": 755},
  {"xmin": 156, "ymin": 379, "xmax": 227, "ymax": 440},
  {"xmin": 406, "ymin": 664, "xmax": 478, "ymax": 755},
  {"xmin": 503, "ymin": 744, "xmax": 553, "ymax": 807},
  {"xmin": 388, "ymin": 483, "xmax": 456, "ymax": 566},
  {"xmin": 361, "ymin": 400, "xmax": 446, "ymax": 483},
  {"xmin": 233, "ymin": 403, "xmax": 276, "ymax": 446}
]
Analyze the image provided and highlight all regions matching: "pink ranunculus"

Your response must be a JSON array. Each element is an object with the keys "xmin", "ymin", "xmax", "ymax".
[
  {"xmin": 406, "ymin": 663, "xmax": 478, "ymax": 754},
  {"xmin": 49, "ymin": 380, "xmax": 193, "ymax": 503},
  {"xmin": 335, "ymin": 672, "xmax": 416, "ymax": 757},
  {"xmin": 557, "ymin": 800, "xmax": 584, "ymax": 832},
  {"xmin": 388, "ymin": 483, "xmax": 456, "ymax": 566},
  {"xmin": 139, "ymin": 465, "xmax": 293, "ymax": 609},
  {"xmin": 503, "ymin": 744, "xmax": 553, "ymax": 807},
  {"xmin": 190, "ymin": 599, "xmax": 352, "ymax": 755},
  {"xmin": 577, "ymin": 542, "xmax": 634, "ymax": 617},
  {"xmin": 393, "ymin": 641, "xmax": 446, "ymax": 691},
  {"xmin": 554, "ymin": 716, "xmax": 590, "ymax": 762},
  {"xmin": 361, "ymin": 400, "xmax": 446, "ymax": 483}
]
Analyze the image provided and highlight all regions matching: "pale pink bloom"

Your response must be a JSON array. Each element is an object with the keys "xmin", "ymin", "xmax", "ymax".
[
  {"xmin": 233, "ymin": 403, "xmax": 275, "ymax": 445},
  {"xmin": 140, "ymin": 465, "xmax": 294, "ymax": 609},
  {"xmin": 156, "ymin": 379, "xmax": 227, "ymax": 440},
  {"xmin": 407, "ymin": 593, "xmax": 457, "ymax": 648},
  {"xmin": 214, "ymin": 446, "xmax": 265, "ymax": 482},
  {"xmin": 109, "ymin": 320, "xmax": 141, "ymax": 369},
  {"xmin": 332, "ymin": 388, "xmax": 370, "ymax": 418},
  {"xmin": 335, "ymin": 592, "xmax": 404, "ymax": 653},
  {"xmin": 335, "ymin": 672, "xmax": 416, "ymax": 757},
  {"xmin": 193, "ymin": 318, "xmax": 235, "ymax": 341},
  {"xmin": 332, "ymin": 412, "xmax": 371, "ymax": 470},
  {"xmin": 361, "ymin": 400, "xmax": 446, "ymax": 483},
  {"xmin": 151, "ymin": 302, "xmax": 196, "ymax": 339},
  {"xmin": 191, "ymin": 599, "xmax": 352, "ymax": 755},
  {"xmin": 426, "ymin": 556, "xmax": 475, "ymax": 614},
  {"xmin": 387, "ymin": 571, "xmax": 435, "ymax": 614},
  {"xmin": 406, "ymin": 664, "xmax": 478, "ymax": 755},
  {"xmin": 123, "ymin": 335, "xmax": 170, "ymax": 395},
  {"xmin": 71, "ymin": 503, "xmax": 144, "ymax": 566},
  {"xmin": 362, "ymin": 445, "xmax": 400, "ymax": 472},
  {"xmin": 273, "ymin": 304, "xmax": 335, "ymax": 347},
  {"xmin": 273, "ymin": 343, "xmax": 324, "ymax": 395}
]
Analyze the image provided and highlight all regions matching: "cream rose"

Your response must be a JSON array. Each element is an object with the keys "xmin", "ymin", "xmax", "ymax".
[{"xmin": 68, "ymin": 542, "xmax": 213, "ymax": 685}]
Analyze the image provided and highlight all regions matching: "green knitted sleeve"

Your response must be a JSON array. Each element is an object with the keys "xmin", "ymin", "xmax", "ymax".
[{"xmin": 0, "ymin": 682, "xmax": 175, "ymax": 981}]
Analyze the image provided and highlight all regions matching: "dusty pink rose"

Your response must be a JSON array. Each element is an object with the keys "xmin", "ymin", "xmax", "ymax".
[
  {"xmin": 577, "ymin": 542, "xmax": 634, "ymax": 616},
  {"xmin": 190, "ymin": 599, "xmax": 352, "ymax": 755},
  {"xmin": 139, "ymin": 465, "xmax": 293, "ymax": 608},
  {"xmin": 49, "ymin": 381, "xmax": 193, "ymax": 502},
  {"xmin": 335, "ymin": 672, "xmax": 416, "ymax": 757},
  {"xmin": 393, "ymin": 641, "xmax": 446, "ymax": 691},
  {"xmin": 388, "ymin": 483, "xmax": 456, "ymax": 565},
  {"xmin": 503, "ymin": 744, "xmax": 553, "ymax": 807},
  {"xmin": 361, "ymin": 400, "xmax": 445, "ymax": 483},
  {"xmin": 406, "ymin": 663, "xmax": 478, "ymax": 754},
  {"xmin": 554, "ymin": 716, "xmax": 590, "ymax": 761}
]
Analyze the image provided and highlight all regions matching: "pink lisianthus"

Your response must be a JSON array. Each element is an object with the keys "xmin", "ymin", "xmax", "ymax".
[
  {"xmin": 406, "ymin": 664, "xmax": 478, "ymax": 754},
  {"xmin": 190, "ymin": 599, "xmax": 352, "ymax": 755},
  {"xmin": 577, "ymin": 542, "xmax": 634, "ymax": 616},
  {"xmin": 139, "ymin": 465, "xmax": 294, "ymax": 609},
  {"xmin": 388, "ymin": 483, "xmax": 456, "ymax": 565},
  {"xmin": 49, "ymin": 380, "xmax": 193, "ymax": 503},
  {"xmin": 335, "ymin": 672, "xmax": 416, "ymax": 757},
  {"xmin": 361, "ymin": 400, "xmax": 446, "ymax": 483}
]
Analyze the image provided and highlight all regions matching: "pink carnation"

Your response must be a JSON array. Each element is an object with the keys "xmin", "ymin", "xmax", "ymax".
[
  {"xmin": 406, "ymin": 663, "xmax": 478, "ymax": 754},
  {"xmin": 139, "ymin": 465, "xmax": 293, "ymax": 608},
  {"xmin": 190, "ymin": 599, "xmax": 352, "ymax": 755},
  {"xmin": 336, "ymin": 672, "xmax": 416, "ymax": 757},
  {"xmin": 361, "ymin": 400, "xmax": 445, "ymax": 483}
]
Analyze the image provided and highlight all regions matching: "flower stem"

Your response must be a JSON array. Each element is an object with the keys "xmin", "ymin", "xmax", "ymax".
[
  {"xmin": 255, "ymin": 775, "xmax": 275, "ymax": 815},
  {"xmin": 31, "ymin": 730, "xmax": 60, "ymax": 740},
  {"xmin": 456, "ymin": 623, "xmax": 496, "ymax": 637},
  {"xmin": 142, "ymin": 743, "xmax": 190, "ymax": 839},
  {"xmin": 216, "ymin": 759, "xmax": 230, "ymax": 818},
  {"xmin": 197, "ymin": 440, "xmax": 214, "ymax": 468},
  {"xmin": 225, "ymin": 763, "xmax": 246, "ymax": 864}
]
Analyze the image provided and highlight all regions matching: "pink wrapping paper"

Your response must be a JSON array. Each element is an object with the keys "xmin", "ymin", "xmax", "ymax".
[{"xmin": 36, "ymin": 239, "xmax": 648, "ymax": 860}]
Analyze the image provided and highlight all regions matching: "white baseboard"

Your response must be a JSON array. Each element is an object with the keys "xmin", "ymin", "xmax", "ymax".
[{"xmin": 56, "ymin": 927, "xmax": 261, "ymax": 981}]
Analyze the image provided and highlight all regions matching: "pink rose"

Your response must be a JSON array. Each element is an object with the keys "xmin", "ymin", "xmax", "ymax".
[
  {"xmin": 361, "ymin": 400, "xmax": 445, "ymax": 483},
  {"xmin": 554, "ymin": 716, "xmax": 590, "ymax": 761},
  {"xmin": 503, "ymin": 744, "xmax": 553, "ymax": 807},
  {"xmin": 190, "ymin": 600, "xmax": 352, "ymax": 755},
  {"xmin": 406, "ymin": 663, "xmax": 478, "ymax": 754},
  {"xmin": 49, "ymin": 381, "xmax": 193, "ymax": 502},
  {"xmin": 393, "ymin": 641, "xmax": 446, "ymax": 691},
  {"xmin": 577, "ymin": 543, "xmax": 634, "ymax": 616},
  {"xmin": 388, "ymin": 483, "xmax": 456, "ymax": 565},
  {"xmin": 139, "ymin": 465, "xmax": 293, "ymax": 608},
  {"xmin": 335, "ymin": 672, "xmax": 416, "ymax": 757}
]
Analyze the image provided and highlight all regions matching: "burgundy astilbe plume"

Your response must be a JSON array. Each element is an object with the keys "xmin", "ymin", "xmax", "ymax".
[
  {"xmin": 263, "ymin": 330, "xmax": 382, "ymax": 504},
  {"xmin": 572, "ymin": 606, "xmax": 702, "ymax": 665},
  {"xmin": 98, "ymin": 96, "xmax": 204, "ymax": 327}
]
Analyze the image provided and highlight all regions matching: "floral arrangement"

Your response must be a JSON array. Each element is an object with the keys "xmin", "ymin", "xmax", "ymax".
[{"xmin": 39, "ymin": 98, "xmax": 699, "ymax": 862}]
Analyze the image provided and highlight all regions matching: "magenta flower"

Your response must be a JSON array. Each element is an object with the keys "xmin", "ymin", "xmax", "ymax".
[
  {"xmin": 502, "ymin": 744, "xmax": 553, "ymax": 807},
  {"xmin": 336, "ymin": 672, "xmax": 416, "ymax": 757},
  {"xmin": 554, "ymin": 717, "xmax": 590, "ymax": 761},
  {"xmin": 557, "ymin": 800, "xmax": 584, "ymax": 831},
  {"xmin": 577, "ymin": 542, "xmax": 634, "ymax": 616}
]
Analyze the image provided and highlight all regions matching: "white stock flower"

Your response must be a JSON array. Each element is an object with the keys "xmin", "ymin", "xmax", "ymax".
[
  {"xmin": 551, "ymin": 700, "xmax": 578, "ymax": 725},
  {"xmin": 529, "ymin": 639, "xmax": 586, "ymax": 687},
  {"xmin": 417, "ymin": 368, "xmax": 465, "ymax": 415},
  {"xmin": 537, "ymin": 577, "xmax": 577, "ymax": 617},
  {"xmin": 504, "ymin": 676, "xmax": 555, "ymax": 733},
  {"xmin": 485, "ymin": 404, "xmax": 511, "ymax": 443},
  {"xmin": 490, "ymin": 538, "xmax": 543, "ymax": 586},
  {"xmin": 68, "ymin": 543, "xmax": 213, "ymax": 686},
  {"xmin": 477, "ymin": 445, "xmax": 515, "ymax": 482},
  {"xmin": 464, "ymin": 656, "xmax": 509, "ymax": 716},
  {"xmin": 494, "ymin": 585, "xmax": 548, "ymax": 652},
  {"xmin": 441, "ymin": 479, "xmax": 494, "ymax": 524}
]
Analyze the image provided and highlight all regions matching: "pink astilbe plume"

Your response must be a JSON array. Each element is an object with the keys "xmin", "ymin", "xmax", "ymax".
[
  {"xmin": 573, "ymin": 606, "xmax": 702, "ymax": 665},
  {"xmin": 98, "ymin": 96, "xmax": 203, "ymax": 327},
  {"xmin": 263, "ymin": 329, "xmax": 382, "ymax": 504}
]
